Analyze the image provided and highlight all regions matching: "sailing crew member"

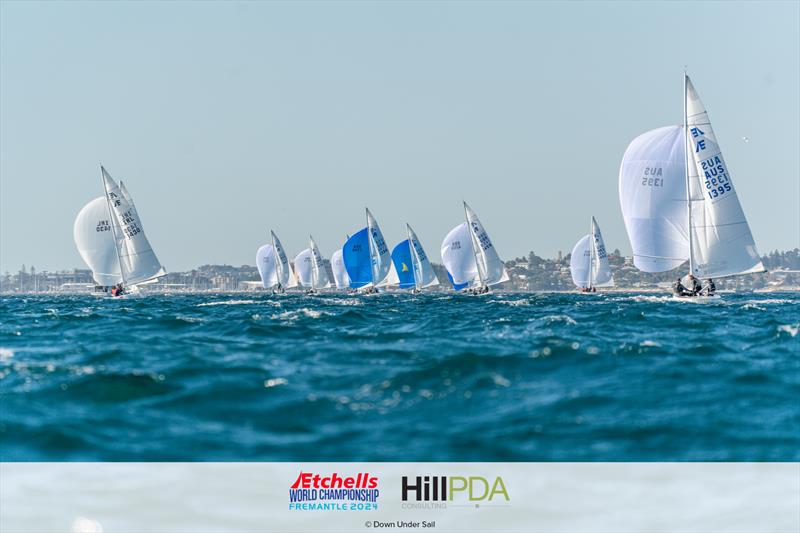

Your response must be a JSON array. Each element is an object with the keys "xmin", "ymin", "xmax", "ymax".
[
  {"xmin": 673, "ymin": 277, "xmax": 689, "ymax": 297},
  {"xmin": 703, "ymin": 278, "xmax": 716, "ymax": 296},
  {"xmin": 688, "ymin": 274, "xmax": 702, "ymax": 296}
]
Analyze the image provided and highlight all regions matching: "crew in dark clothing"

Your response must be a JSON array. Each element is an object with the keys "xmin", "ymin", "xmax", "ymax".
[
  {"xmin": 702, "ymin": 278, "xmax": 716, "ymax": 296},
  {"xmin": 688, "ymin": 275, "xmax": 702, "ymax": 296},
  {"xmin": 673, "ymin": 277, "xmax": 689, "ymax": 296}
]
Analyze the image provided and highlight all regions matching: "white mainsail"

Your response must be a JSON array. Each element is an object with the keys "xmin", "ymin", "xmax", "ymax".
[
  {"xmin": 366, "ymin": 208, "xmax": 391, "ymax": 286},
  {"xmin": 590, "ymin": 217, "xmax": 613, "ymax": 286},
  {"xmin": 441, "ymin": 222, "xmax": 479, "ymax": 287},
  {"xmin": 256, "ymin": 244, "xmax": 278, "ymax": 288},
  {"xmin": 407, "ymin": 224, "xmax": 439, "ymax": 289},
  {"xmin": 270, "ymin": 231, "xmax": 298, "ymax": 289},
  {"xmin": 308, "ymin": 235, "xmax": 332, "ymax": 289},
  {"xmin": 330, "ymin": 249, "xmax": 350, "ymax": 289},
  {"xmin": 685, "ymin": 76, "xmax": 764, "ymax": 278},
  {"xmin": 619, "ymin": 125, "xmax": 689, "ymax": 272},
  {"xmin": 73, "ymin": 197, "xmax": 123, "ymax": 287},
  {"xmin": 464, "ymin": 202, "xmax": 509, "ymax": 287},
  {"xmin": 101, "ymin": 168, "xmax": 165, "ymax": 285}
]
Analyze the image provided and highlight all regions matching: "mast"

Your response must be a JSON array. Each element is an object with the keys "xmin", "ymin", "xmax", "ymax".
[
  {"xmin": 309, "ymin": 235, "xmax": 317, "ymax": 290},
  {"xmin": 588, "ymin": 218, "xmax": 595, "ymax": 290},
  {"xmin": 406, "ymin": 224, "xmax": 419, "ymax": 291},
  {"xmin": 683, "ymin": 71, "xmax": 695, "ymax": 277},
  {"xmin": 464, "ymin": 202, "xmax": 486, "ymax": 288},
  {"xmin": 366, "ymin": 208, "xmax": 380, "ymax": 286},
  {"xmin": 101, "ymin": 166, "xmax": 127, "ymax": 287},
  {"xmin": 270, "ymin": 230, "xmax": 281, "ymax": 288}
]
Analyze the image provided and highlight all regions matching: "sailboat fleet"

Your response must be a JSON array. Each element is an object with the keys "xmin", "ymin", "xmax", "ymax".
[{"xmin": 74, "ymin": 74, "xmax": 764, "ymax": 298}]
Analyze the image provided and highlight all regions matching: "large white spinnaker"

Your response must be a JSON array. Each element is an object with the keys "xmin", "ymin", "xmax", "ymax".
[
  {"xmin": 330, "ymin": 249, "xmax": 350, "ymax": 289},
  {"xmin": 569, "ymin": 235, "xmax": 593, "ymax": 289},
  {"xmin": 464, "ymin": 202, "xmax": 509, "ymax": 287},
  {"xmin": 407, "ymin": 224, "xmax": 439, "ymax": 289},
  {"xmin": 441, "ymin": 222, "xmax": 479, "ymax": 288},
  {"xmin": 256, "ymin": 244, "xmax": 278, "ymax": 288},
  {"xmin": 270, "ymin": 231, "xmax": 298, "ymax": 289},
  {"xmin": 619, "ymin": 125, "xmax": 689, "ymax": 272},
  {"xmin": 685, "ymin": 76, "xmax": 764, "ymax": 278},
  {"xmin": 101, "ymin": 167, "xmax": 165, "ymax": 285},
  {"xmin": 293, "ymin": 249, "xmax": 315, "ymax": 288},
  {"xmin": 74, "ymin": 197, "xmax": 124, "ymax": 287}
]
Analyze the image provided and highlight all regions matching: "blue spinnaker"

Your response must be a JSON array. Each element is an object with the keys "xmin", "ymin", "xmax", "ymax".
[
  {"xmin": 391, "ymin": 240, "xmax": 416, "ymax": 289},
  {"xmin": 343, "ymin": 228, "xmax": 372, "ymax": 288},
  {"xmin": 447, "ymin": 271, "xmax": 469, "ymax": 291}
]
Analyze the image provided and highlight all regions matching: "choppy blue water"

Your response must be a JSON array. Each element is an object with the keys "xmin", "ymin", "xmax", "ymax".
[{"xmin": 1, "ymin": 292, "xmax": 798, "ymax": 461}]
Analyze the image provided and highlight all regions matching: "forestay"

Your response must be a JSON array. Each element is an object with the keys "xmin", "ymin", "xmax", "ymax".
[
  {"xmin": 73, "ymin": 197, "xmax": 123, "ymax": 287},
  {"xmin": 619, "ymin": 126, "xmax": 689, "ymax": 272},
  {"xmin": 685, "ymin": 76, "xmax": 764, "ymax": 277}
]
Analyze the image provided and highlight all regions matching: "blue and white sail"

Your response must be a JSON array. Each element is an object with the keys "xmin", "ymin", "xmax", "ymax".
[
  {"xmin": 391, "ymin": 224, "xmax": 440, "ymax": 290},
  {"xmin": 343, "ymin": 208, "xmax": 391, "ymax": 289}
]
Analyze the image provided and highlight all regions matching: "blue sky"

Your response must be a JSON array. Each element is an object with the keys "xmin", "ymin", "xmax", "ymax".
[{"xmin": 1, "ymin": 1, "xmax": 798, "ymax": 273}]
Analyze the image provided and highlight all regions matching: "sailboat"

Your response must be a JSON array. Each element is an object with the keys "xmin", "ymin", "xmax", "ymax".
[
  {"xmin": 389, "ymin": 224, "xmax": 440, "ymax": 292},
  {"xmin": 619, "ymin": 73, "xmax": 764, "ymax": 298},
  {"xmin": 440, "ymin": 202, "xmax": 509, "ymax": 293},
  {"xmin": 255, "ymin": 230, "xmax": 299, "ymax": 293},
  {"xmin": 569, "ymin": 217, "xmax": 614, "ymax": 292},
  {"xmin": 293, "ymin": 235, "xmax": 332, "ymax": 293},
  {"xmin": 342, "ymin": 208, "xmax": 391, "ymax": 292},
  {"xmin": 73, "ymin": 166, "xmax": 166, "ymax": 296},
  {"xmin": 330, "ymin": 247, "xmax": 351, "ymax": 290}
]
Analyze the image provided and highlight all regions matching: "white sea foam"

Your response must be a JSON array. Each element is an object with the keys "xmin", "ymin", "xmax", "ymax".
[
  {"xmin": 0, "ymin": 347, "xmax": 14, "ymax": 363},
  {"xmin": 263, "ymin": 377, "xmax": 288, "ymax": 388},
  {"xmin": 541, "ymin": 315, "xmax": 577, "ymax": 325},
  {"xmin": 640, "ymin": 340, "xmax": 661, "ymax": 347},
  {"xmin": 777, "ymin": 324, "xmax": 799, "ymax": 337},
  {"xmin": 197, "ymin": 299, "xmax": 257, "ymax": 307},
  {"xmin": 271, "ymin": 308, "xmax": 330, "ymax": 321},
  {"xmin": 327, "ymin": 298, "xmax": 364, "ymax": 306}
]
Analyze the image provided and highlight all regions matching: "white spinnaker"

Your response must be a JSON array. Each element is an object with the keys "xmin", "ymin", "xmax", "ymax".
[
  {"xmin": 294, "ymin": 248, "xmax": 314, "ymax": 287},
  {"xmin": 464, "ymin": 203, "xmax": 509, "ymax": 286},
  {"xmin": 408, "ymin": 225, "xmax": 439, "ymax": 288},
  {"xmin": 366, "ymin": 208, "xmax": 391, "ymax": 285},
  {"xmin": 569, "ymin": 235, "xmax": 592, "ymax": 288},
  {"xmin": 619, "ymin": 125, "xmax": 689, "ymax": 272},
  {"xmin": 331, "ymin": 249, "xmax": 350, "ymax": 289},
  {"xmin": 590, "ymin": 217, "xmax": 614, "ymax": 286},
  {"xmin": 309, "ymin": 236, "xmax": 332, "ymax": 289},
  {"xmin": 256, "ymin": 244, "xmax": 279, "ymax": 288},
  {"xmin": 685, "ymin": 76, "xmax": 764, "ymax": 278},
  {"xmin": 378, "ymin": 261, "xmax": 400, "ymax": 288},
  {"xmin": 74, "ymin": 197, "xmax": 124, "ymax": 286},
  {"xmin": 101, "ymin": 168, "xmax": 165, "ymax": 285},
  {"xmin": 270, "ymin": 231, "xmax": 298, "ymax": 288},
  {"xmin": 441, "ymin": 222, "xmax": 479, "ymax": 287}
]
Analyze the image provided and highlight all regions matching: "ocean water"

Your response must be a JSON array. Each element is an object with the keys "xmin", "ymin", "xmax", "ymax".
[{"xmin": 0, "ymin": 292, "xmax": 798, "ymax": 461}]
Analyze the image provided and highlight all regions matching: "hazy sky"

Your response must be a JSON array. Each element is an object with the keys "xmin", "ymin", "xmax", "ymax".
[{"xmin": 2, "ymin": 1, "xmax": 798, "ymax": 273}]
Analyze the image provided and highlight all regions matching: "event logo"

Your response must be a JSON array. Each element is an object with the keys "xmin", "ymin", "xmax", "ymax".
[
  {"xmin": 288, "ymin": 472, "xmax": 380, "ymax": 511},
  {"xmin": 400, "ymin": 475, "xmax": 509, "ymax": 509}
]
